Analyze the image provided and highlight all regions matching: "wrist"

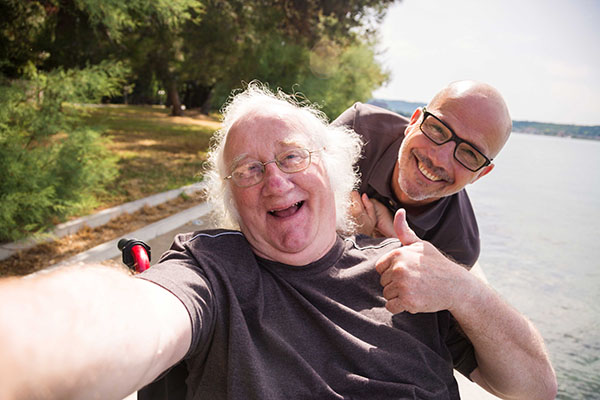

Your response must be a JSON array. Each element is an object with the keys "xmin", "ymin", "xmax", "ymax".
[{"xmin": 447, "ymin": 265, "xmax": 489, "ymax": 316}]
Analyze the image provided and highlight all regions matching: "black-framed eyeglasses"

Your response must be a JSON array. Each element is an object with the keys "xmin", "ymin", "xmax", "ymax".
[
  {"xmin": 225, "ymin": 148, "xmax": 322, "ymax": 188},
  {"xmin": 419, "ymin": 107, "xmax": 492, "ymax": 172}
]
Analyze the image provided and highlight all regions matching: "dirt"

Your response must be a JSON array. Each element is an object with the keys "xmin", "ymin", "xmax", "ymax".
[{"xmin": 0, "ymin": 192, "xmax": 206, "ymax": 278}]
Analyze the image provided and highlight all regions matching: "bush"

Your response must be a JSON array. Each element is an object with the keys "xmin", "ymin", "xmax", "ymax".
[{"xmin": 0, "ymin": 62, "xmax": 128, "ymax": 241}]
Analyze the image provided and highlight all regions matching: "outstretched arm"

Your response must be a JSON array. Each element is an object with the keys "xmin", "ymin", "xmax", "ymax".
[
  {"xmin": 0, "ymin": 263, "xmax": 191, "ymax": 400},
  {"xmin": 376, "ymin": 210, "xmax": 557, "ymax": 400}
]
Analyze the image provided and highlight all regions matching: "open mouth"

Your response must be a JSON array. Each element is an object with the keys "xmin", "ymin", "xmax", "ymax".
[
  {"xmin": 417, "ymin": 161, "xmax": 443, "ymax": 182},
  {"xmin": 268, "ymin": 201, "xmax": 304, "ymax": 218},
  {"xmin": 412, "ymin": 150, "xmax": 453, "ymax": 184}
]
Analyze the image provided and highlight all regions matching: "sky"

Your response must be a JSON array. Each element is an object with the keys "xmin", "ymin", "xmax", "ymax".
[{"xmin": 372, "ymin": 0, "xmax": 600, "ymax": 125}]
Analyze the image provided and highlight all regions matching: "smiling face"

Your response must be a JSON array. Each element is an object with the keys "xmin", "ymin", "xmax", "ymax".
[
  {"xmin": 223, "ymin": 109, "xmax": 337, "ymax": 266},
  {"xmin": 394, "ymin": 82, "xmax": 511, "ymax": 207}
]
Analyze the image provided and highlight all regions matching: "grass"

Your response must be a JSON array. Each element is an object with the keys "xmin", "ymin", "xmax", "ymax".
[
  {"xmin": 0, "ymin": 104, "xmax": 221, "ymax": 276},
  {"xmin": 79, "ymin": 104, "xmax": 221, "ymax": 210}
]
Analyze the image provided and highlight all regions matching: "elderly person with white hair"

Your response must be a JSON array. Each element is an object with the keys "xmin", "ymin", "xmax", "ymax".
[{"xmin": 0, "ymin": 83, "xmax": 556, "ymax": 400}]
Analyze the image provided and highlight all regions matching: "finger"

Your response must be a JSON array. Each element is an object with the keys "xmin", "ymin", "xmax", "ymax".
[
  {"xmin": 372, "ymin": 200, "xmax": 395, "ymax": 238},
  {"xmin": 382, "ymin": 282, "xmax": 401, "ymax": 300},
  {"xmin": 361, "ymin": 193, "xmax": 376, "ymax": 220},
  {"xmin": 375, "ymin": 250, "xmax": 397, "ymax": 275},
  {"xmin": 379, "ymin": 266, "xmax": 395, "ymax": 287},
  {"xmin": 350, "ymin": 191, "xmax": 364, "ymax": 213},
  {"xmin": 370, "ymin": 198, "xmax": 387, "ymax": 219},
  {"xmin": 393, "ymin": 209, "xmax": 420, "ymax": 245},
  {"xmin": 385, "ymin": 297, "xmax": 405, "ymax": 314}
]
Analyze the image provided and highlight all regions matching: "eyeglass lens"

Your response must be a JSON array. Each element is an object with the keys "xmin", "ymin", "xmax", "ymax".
[
  {"xmin": 421, "ymin": 115, "xmax": 488, "ymax": 171},
  {"xmin": 230, "ymin": 148, "xmax": 311, "ymax": 187}
]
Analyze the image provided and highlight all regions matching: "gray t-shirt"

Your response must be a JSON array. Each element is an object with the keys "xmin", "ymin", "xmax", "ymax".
[{"xmin": 139, "ymin": 230, "xmax": 477, "ymax": 399}]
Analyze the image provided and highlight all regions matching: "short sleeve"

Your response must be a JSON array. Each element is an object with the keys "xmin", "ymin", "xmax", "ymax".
[
  {"xmin": 445, "ymin": 314, "xmax": 478, "ymax": 379},
  {"xmin": 137, "ymin": 234, "xmax": 216, "ymax": 360}
]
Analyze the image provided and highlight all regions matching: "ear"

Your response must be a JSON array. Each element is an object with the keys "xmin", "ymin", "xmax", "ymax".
[
  {"xmin": 404, "ymin": 108, "xmax": 423, "ymax": 137},
  {"xmin": 470, "ymin": 163, "xmax": 494, "ymax": 184},
  {"xmin": 409, "ymin": 108, "xmax": 422, "ymax": 125}
]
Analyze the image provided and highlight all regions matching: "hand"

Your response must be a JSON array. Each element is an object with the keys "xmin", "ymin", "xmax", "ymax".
[
  {"xmin": 375, "ymin": 209, "xmax": 468, "ymax": 314},
  {"xmin": 350, "ymin": 192, "xmax": 395, "ymax": 237},
  {"xmin": 371, "ymin": 198, "xmax": 394, "ymax": 238},
  {"xmin": 350, "ymin": 191, "xmax": 377, "ymax": 236}
]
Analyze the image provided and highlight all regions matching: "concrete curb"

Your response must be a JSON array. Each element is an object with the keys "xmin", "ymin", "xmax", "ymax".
[
  {"xmin": 0, "ymin": 182, "xmax": 206, "ymax": 261},
  {"xmin": 51, "ymin": 202, "xmax": 213, "ymax": 268}
]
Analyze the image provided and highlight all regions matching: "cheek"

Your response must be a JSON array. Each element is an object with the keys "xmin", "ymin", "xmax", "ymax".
[
  {"xmin": 398, "ymin": 142, "xmax": 413, "ymax": 170},
  {"xmin": 232, "ymin": 188, "xmax": 260, "ymax": 218}
]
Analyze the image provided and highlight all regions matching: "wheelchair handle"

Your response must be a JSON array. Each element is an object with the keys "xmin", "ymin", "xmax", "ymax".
[{"xmin": 118, "ymin": 238, "xmax": 151, "ymax": 273}]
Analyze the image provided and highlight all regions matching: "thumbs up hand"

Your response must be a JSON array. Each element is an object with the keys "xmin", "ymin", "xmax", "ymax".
[{"xmin": 375, "ymin": 209, "xmax": 470, "ymax": 315}]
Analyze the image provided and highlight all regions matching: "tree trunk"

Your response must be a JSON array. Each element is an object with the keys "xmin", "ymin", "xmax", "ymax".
[{"xmin": 167, "ymin": 80, "xmax": 183, "ymax": 116}]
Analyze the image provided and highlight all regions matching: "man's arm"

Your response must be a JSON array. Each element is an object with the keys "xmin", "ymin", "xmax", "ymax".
[
  {"xmin": 375, "ymin": 210, "xmax": 557, "ymax": 400},
  {"xmin": 0, "ymin": 263, "xmax": 192, "ymax": 400}
]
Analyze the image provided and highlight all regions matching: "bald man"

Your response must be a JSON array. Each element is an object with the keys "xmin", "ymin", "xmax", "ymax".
[{"xmin": 333, "ymin": 81, "xmax": 512, "ymax": 268}]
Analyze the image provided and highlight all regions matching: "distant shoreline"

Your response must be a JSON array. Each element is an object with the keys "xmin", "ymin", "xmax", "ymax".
[
  {"xmin": 512, "ymin": 131, "xmax": 600, "ymax": 141},
  {"xmin": 511, "ymin": 121, "xmax": 600, "ymax": 141},
  {"xmin": 368, "ymin": 98, "xmax": 600, "ymax": 141}
]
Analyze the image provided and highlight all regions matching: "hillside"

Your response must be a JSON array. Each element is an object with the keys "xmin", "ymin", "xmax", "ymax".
[{"xmin": 369, "ymin": 98, "xmax": 600, "ymax": 141}]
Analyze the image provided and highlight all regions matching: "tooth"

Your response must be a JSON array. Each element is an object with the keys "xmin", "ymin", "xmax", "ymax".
[{"xmin": 418, "ymin": 162, "xmax": 441, "ymax": 181}]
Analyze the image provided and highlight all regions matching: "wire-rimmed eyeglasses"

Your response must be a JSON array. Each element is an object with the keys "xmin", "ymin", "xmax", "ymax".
[{"xmin": 225, "ymin": 148, "xmax": 322, "ymax": 188}]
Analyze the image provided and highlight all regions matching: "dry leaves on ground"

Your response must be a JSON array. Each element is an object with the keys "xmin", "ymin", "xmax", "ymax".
[{"xmin": 0, "ymin": 192, "xmax": 205, "ymax": 277}]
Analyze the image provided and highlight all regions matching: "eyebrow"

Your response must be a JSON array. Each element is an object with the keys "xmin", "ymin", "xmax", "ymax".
[
  {"xmin": 228, "ymin": 138, "xmax": 308, "ymax": 169},
  {"xmin": 432, "ymin": 113, "xmax": 489, "ymax": 154},
  {"xmin": 230, "ymin": 153, "xmax": 250, "ymax": 168}
]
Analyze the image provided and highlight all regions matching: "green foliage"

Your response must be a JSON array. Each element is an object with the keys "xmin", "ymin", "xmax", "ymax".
[
  {"xmin": 300, "ymin": 41, "xmax": 389, "ymax": 118},
  {"xmin": 72, "ymin": 0, "xmax": 202, "ymax": 39},
  {"xmin": 212, "ymin": 37, "xmax": 389, "ymax": 120},
  {"xmin": 0, "ymin": 0, "xmax": 398, "ymax": 240},
  {"xmin": 0, "ymin": 0, "xmax": 48, "ymax": 76},
  {"xmin": 0, "ymin": 62, "xmax": 128, "ymax": 241}
]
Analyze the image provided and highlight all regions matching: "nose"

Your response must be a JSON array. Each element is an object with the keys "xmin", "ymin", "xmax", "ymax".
[
  {"xmin": 262, "ymin": 162, "xmax": 294, "ymax": 194},
  {"xmin": 429, "ymin": 140, "xmax": 455, "ymax": 167}
]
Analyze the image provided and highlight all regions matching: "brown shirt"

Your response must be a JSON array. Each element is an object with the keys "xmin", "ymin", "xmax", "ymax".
[{"xmin": 333, "ymin": 103, "xmax": 480, "ymax": 268}]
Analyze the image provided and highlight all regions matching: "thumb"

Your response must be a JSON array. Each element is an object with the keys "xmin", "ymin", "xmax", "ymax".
[{"xmin": 393, "ymin": 209, "xmax": 420, "ymax": 245}]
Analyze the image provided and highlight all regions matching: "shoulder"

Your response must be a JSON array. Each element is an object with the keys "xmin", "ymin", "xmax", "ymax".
[
  {"xmin": 439, "ymin": 190, "xmax": 477, "ymax": 230},
  {"xmin": 434, "ymin": 192, "xmax": 480, "ymax": 268},
  {"xmin": 172, "ymin": 229, "xmax": 249, "ymax": 252},
  {"xmin": 333, "ymin": 103, "xmax": 409, "ymax": 130},
  {"xmin": 342, "ymin": 235, "xmax": 403, "ymax": 258},
  {"xmin": 158, "ymin": 229, "xmax": 255, "ymax": 272}
]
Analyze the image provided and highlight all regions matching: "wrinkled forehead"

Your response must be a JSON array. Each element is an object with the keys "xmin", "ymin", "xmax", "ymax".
[{"xmin": 224, "ymin": 110, "xmax": 315, "ymax": 163}]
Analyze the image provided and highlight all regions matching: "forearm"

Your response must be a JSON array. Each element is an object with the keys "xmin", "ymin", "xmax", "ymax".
[
  {"xmin": 451, "ymin": 274, "xmax": 557, "ymax": 399},
  {"xmin": 0, "ymin": 264, "xmax": 191, "ymax": 400}
]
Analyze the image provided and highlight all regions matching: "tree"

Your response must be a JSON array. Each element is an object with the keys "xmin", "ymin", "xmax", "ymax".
[
  {"xmin": 0, "ymin": 0, "xmax": 49, "ymax": 77},
  {"xmin": 0, "ymin": 62, "xmax": 129, "ymax": 241},
  {"xmin": 301, "ymin": 40, "xmax": 389, "ymax": 119},
  {"xmin": 1, "ymin": 0, "xmax": 204, "ymax": 115},
  {"xmin": 2, "ymin": 0, "xmax": 397, "ymax": 116},
  {"xmin": 211, "ymin": 35, "xmax": 388, "ymax": 120},
  {"xmin": 160, "ymin": 0, "xmax": 398, "ymax": 114}
]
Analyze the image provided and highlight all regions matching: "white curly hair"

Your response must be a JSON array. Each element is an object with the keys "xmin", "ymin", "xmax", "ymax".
[{"xmin": 203, "ymin": 82, "xmax": 363, "ymax": 233}]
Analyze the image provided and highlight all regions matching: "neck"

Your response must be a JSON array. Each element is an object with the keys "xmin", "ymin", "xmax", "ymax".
[{"xmin": 251, "ymin": 233, "xmax": 337, "ymax": 267}]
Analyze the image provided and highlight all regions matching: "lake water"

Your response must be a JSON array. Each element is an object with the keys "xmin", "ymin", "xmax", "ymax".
[{"xmin": 466, "ymin": 133, "xmax": 600, "ymax": 399}]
